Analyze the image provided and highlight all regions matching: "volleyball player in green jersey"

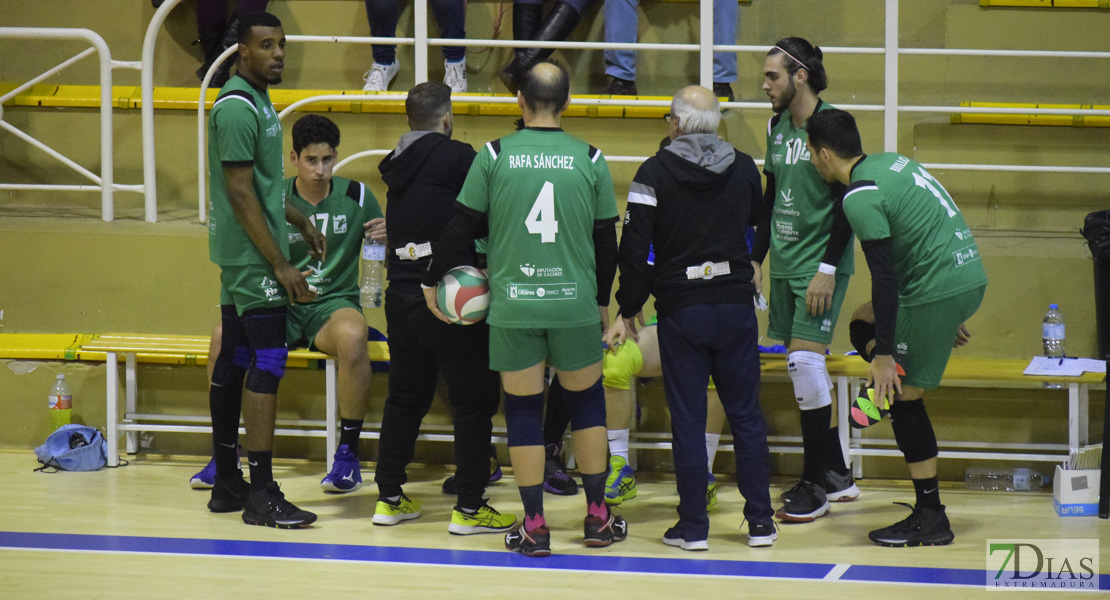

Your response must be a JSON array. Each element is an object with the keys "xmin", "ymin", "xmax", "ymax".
[
  {"xmin": 807, "ymin": 108, "xmax": 987, "ymax": 547},
  {"xmin": 205, "ymin": 12, "xmax": 320, "ymax": 529},
  {"xmin": 755, "ymin": 37, "xmax": 858, "ymax": 523},
  {"xmin": 201, "ymin": 115, "xmax": 386, "ymax": 502},
  {"xmin": 423, "ymin": 63, "xmax": 625, "ymax": 557}
]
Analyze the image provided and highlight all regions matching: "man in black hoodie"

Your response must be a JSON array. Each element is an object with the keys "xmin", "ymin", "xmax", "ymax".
[
  {"xmin": 605, "ymin": 85, "xmax": 776, "ymax": 551},
  {"xmin": 372, "ymin": 82, "xmax": 517, "ymax": 536}
]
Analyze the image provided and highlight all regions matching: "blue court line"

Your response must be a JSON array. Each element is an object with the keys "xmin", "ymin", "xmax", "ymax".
[{"xmin": 1, "ymin": 531, "xmax": 1107, "ymax": 590}]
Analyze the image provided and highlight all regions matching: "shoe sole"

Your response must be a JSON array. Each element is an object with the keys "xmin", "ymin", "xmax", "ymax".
[
  {"xmin": 775, "ymin": 501, "xmax": 831, "ymax": 523},
  {"xmin": 869, "ymin": 532, "xmax": 955, "ymax": 548},
  {"xmin": 207, "ymin": 499, "xmax": 246, "ymax": 513},
  {"xmin": 827, "ymin": 483, "xmax": 860, "ymax": 502},
  {"xmin": 191, "ymin": 480, "xmax": 214, "ymax": 490},
  {"xmin": 320, "ymin": 481, "xmax": 362, "ymax": 493},
  {"xmin": 544, "ymin": 481, "xmax": 579, "ymax": 495},
  {"xmin": 662, "ymin": 536, "xmax": 709, "ymax": 551},
  {"xmin": 748, "ymin": 532, "xmax": 778, "ymax": 547},
  {"xmin": 242, "ymin": 513, "xmax": 317, "ymax": 529},
  {"xmin": 583, "ymin": 533, "xmax": 627, "ymax": 548},
  {"xmin": 372, "ymin": 511, "xmax": 422, "ymax": 526},
  {"xmin": 448, "ymin": 523, "xmax": 516, "ymax": 535}
]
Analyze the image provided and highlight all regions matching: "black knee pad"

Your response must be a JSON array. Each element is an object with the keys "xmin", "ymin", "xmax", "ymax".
[
  {"xmin": 849, "ymin": 319, "xmax": 876, "ymax": 362},
  {"xmin": 241, "ymin": 307, "xmax": 288, "ymax": 395},
  {"xmin": 888, "ymin": 399, "xmax": 938, "ymax": 463},
  {"xmin": 566, "ymin": 378, "xmax": 606, "ymax": 432},
  {"xmin": 503, "ymin": 391, "xmax": 545, "ymax": 447}
]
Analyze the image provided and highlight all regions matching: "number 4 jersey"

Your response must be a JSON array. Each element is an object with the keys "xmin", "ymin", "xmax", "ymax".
[
  {"xmin": 457, "ymin": 128, "xmax": 618, "ymax": 328},
  {"xmin": 843, "ymin": 153, "xmax": 988, "ymax": 307}
]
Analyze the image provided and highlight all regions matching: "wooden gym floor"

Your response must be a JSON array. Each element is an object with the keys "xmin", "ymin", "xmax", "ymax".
[{"xmin": 1, "ymin": 450, "xmax": 1106, "ymax": 599}]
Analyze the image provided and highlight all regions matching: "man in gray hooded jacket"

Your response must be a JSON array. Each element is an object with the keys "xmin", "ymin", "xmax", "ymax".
[{"xmin": 604, "ymin": 86, "xmax": 775, "ymax": 551}]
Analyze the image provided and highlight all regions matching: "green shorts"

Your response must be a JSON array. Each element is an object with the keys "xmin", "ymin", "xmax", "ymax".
[
  {"xmin": 767, "ymin": 274, "xmax": 851, "ymax": 346},
  {"xmin": 895, "ymin": 286, "xmax": 986, "ymax": 390},
  {"xmin": 489, "ymin": 324, "xmax": 603, "ymax": 373},
  {"xmin": 288, "ymin": 296, "xmax": 361, "ymax": 350},
  {"xmin": 219, "ymin": 264, "xmax": 288, "ymax": 315}
]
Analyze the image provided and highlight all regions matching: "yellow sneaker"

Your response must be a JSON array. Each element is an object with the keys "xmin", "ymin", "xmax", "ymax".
[
  {"xmin": 448, "ymin": 502, "xmax": 517, "ymax": 535},
  {"xmin": 372, "ymin": 494, "xmax": 422, "ymax": 526}
]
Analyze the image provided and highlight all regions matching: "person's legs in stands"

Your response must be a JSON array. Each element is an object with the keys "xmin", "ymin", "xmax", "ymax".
[
  {"xmin": 429, "ymin": 0, "xmax": 468, "ymax": 92},
  {"xmin": 603, "ymin": 0, "xmax": 640, "ymax": 94},
  {"xmin": 363, "ymin": 0, "xmax": 403, "ymax": 91}
]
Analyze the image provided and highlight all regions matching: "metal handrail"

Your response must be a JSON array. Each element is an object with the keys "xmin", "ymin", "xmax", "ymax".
[{"xmin": 0, "ymin": 27, "xmax": 142, "ymax": 221}]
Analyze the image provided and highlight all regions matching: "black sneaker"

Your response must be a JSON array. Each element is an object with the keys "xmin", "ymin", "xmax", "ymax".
[
  {"xmin": 825, "ymin": 468, "xmax": 861, "ymax": 502},
  {"xmin": 583, "ymin": 512, "xmax": 628, "ymax": 547},
  {"xmin": 661, "ymin": 522, "xmax": 708, "ymax": 551},
  {"xmin": 543, "ymin": 443, "xmax": 579, "ymax": 495},
  {"xmin": 712, "ymin": 82, "xmax": 735, "ymax": 103},
  {"xmin": 868, "ymin": 503, "xmax": 954, "ymax": 547},
  {"xmin": 775, "ymin": 479, "xmax": 830, "ymax": 522},
  {"xmin": 747, "ymin": 521, "xmax": 778, "ymax": 547},
  {"xmin": 504, "ymin": 522, "xmax": 552, "ymax": 557},
  {"xmin": 604, "ymin": 76, "xmax": 638, "ymax": 96},
  {"xmin": 242, "ymin": 482, "xmax": 317, "ymax": 529},
  {"xmin": 207, "ymin": 472, "xmax": 250, "ymax": 513}
]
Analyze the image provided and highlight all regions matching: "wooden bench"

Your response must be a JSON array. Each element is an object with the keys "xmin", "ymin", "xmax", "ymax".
[
  {"xmin": 623, "ymin": 354, "xmax": 1104, "ymax": 477},
  {"xmin": 76, "ymin": 334, "xmax": 389, "ymax": 468}
]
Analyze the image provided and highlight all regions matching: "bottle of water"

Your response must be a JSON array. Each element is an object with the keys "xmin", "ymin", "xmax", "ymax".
[
  {"xmin": 48, "ymin": 373, "xmax": 72, "ymax": 430},
  {"xmin": 965, "ymin": 466, "xmax": 1045, "ymax": 491},
  {"xmin": 360, "ymin": 238, "xmax": 385, "ymax": 309},
  {"xmin": 1042, "ymin": 304, "xmax": 1066, "ymax": 358}
]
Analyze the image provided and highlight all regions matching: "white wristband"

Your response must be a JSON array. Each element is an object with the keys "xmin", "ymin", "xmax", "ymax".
[{"xmin": 818, "ymin": 262, "xmax": 837, "ymax": 275}]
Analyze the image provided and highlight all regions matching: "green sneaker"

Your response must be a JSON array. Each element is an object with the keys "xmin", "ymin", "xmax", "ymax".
[
  {"xmin": 448, "ymin": 502, "xmax": 517, "ymax": 535},
  {"xmin": 706, "ymin": 472, "xmax": 719, "ymax": 511},
  {"xmin": 604, "ymin": 455, "xmax": 637, "ymax": 505},
  {"xmin": 372, "ymin": 494, "xmax": 422, "ymax": 526}
]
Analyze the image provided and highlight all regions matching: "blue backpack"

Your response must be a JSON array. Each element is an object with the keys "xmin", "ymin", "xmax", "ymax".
[{"xmin": 34, "ymin": 424, "xmax": 110, "ymax": 472}]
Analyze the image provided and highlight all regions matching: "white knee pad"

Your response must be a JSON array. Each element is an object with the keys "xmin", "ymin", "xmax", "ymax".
[{"xmin": 787, "ymin": 351, "xmax": 833, "ymax": 411}]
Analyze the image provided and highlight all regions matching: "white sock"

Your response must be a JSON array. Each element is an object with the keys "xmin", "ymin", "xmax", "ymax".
[
  {"xmin": 607, "ymin": 428, "xmax": 630, "ymax": 460},
  {"xmin": 705, "ymin": 433, "xmax": 721, "ymax": 470}
]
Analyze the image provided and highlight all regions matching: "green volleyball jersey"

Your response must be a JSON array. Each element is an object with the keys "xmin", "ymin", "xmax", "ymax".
[
  {"xmin": 457, "ymin": 128, "xmax": 618, "ymax": 328},
  {"xmin": 763, "ymin": 101, "xmax": 854, "ymax": 278},
  {"xmin": 207, "ymin": 74, "xmax": 287, "ymax": 267},
  {"xmin": 285, "ymin": 176, "xmax": 383, "ymax": 302},
  {"xmin": 844, "ymin": 153, "xmax": 988, "ymax": 306}
]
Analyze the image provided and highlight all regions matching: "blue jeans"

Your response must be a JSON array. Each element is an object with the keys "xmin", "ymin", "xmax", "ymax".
[
  {"xmin": 604, "ymin": 0, "xmax": 737, "ymax": 83},
  {"xmin": 658, "ymin": 303, "xmax": 772, "ymax": 539},
  {"xmin": 365, "ymin": 0, "xmax": 466, "ymax": 63}
]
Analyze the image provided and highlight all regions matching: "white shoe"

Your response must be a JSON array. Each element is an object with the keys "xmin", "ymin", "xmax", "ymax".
[
  {"xmin": 362, "ymin": 60, "xmax": 400, "ymax": 92},
  {"xmin": 443, "ymin": 59, "xmax": 467, "ymax": 93}
]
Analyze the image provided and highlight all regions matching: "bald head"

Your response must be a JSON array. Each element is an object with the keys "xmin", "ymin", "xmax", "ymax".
[
  {"xmin": 519, "ymin": 61, "xmax": 570, "ymax": 117},
  {"xmin": 670, "ymin": 85, "xmax": 720, "ymax": 135}
]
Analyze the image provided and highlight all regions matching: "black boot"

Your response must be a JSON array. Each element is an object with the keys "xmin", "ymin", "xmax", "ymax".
[
  {"xmin": 194, "ymin": 16, "xmax": 225, "ymax": 83},
  {"xmin": 499, "ymin": 2, "xmax": 581, "ymax": 94},
  {"xmin": 511, "ymin": 4, "xmax": 544, "ymax": 64},
  {"xmin": 205, "ymin": 14, "xmax": 241, "ymax": 89}
]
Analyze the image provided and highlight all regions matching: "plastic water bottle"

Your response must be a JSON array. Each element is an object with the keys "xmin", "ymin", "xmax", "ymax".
[
  {"xmin": 360, "ymin": 238, "xmax": 385, "ymax": 309},
  {"xmin": 48, "ymin": 373, "xmax": 72, "ymax": 430},
  {"xmin": 1042, "ymin": 304, "xmax": 1066, "ymax": 358},
  {"xmin": 965, "ymin": 466, "xmax": 1045, "ymax": 491}
]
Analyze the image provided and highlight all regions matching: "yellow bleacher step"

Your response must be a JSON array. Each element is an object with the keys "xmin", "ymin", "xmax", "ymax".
[
  {"xmin": 2, "ymin": 84, "xmax": 671, "ymax": 118},
  {"xmin": 0, "ymin": 333, "xmax": 97, "ymax": 360},
  {"xmin": 952, "ymin": 102, "xmax": 1110, "ymax": 127},
  {"xmin": 979, "ymin": 0, "xmax": 1110, "ymax": 8}
]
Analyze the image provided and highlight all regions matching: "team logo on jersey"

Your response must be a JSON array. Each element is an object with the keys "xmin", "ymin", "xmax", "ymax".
[
  {"xmin": 774, "ymin": 133, "xmax": 784, "ymax": 146},
  {"xmin": 333, "ymin": 215, "xmax": 347, "ymax": 234},
  {"xmin": 780, "ymin": 188, "xmax": 796, "ymax": 207},
  {"xmin": 266, "ymin": 123, "xmax": 279, "ymax": 137},
  {"xmin": 896, "ymin": 342, "xmax": 909, "ymax": 354},
  {"xmin": 509, "ymin": 285, "xmax": 518, "ymax": 298},
  {"xmin": 821, "ymin": 318, "xmax": 832, "ymax": 332},
  {"xmin": 519, "ymin": 264, "xmax": 536, "ymax": 276},
  {"xmin": 263, "ymin": 106, "xmax": 271, "ymax": 118},
  {"xmin": 306, "ymin": 261, "xmax": 324, "ymax": 277},
  {"xmin": 260, "ymin": 277, "xmax": 277, "ymax": 288}
]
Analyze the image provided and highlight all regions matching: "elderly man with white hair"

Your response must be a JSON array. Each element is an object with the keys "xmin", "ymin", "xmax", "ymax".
[{"xmin": 605, "ymin": 86, "xmax": 776, "ymax": 551}]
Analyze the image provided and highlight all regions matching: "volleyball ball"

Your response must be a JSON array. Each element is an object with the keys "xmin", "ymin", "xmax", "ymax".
[{"xmin": 437, "ymin": 266, "xmax": 490, "ymax": 325}]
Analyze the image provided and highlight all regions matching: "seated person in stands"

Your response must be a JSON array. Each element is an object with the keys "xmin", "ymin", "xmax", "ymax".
[
  {"xmin": 193, "ymin": 115, "xmax": 387, "ymax": 498},
  {"xmin": 361, "ymin": 0, "xmax": 469, "ymax": 93},
  {"xmin": 602, "ymin": 0, "xmax": 739, "ymax": 100},
  {"xmin": 499, "ymin": 0, "xmax": 597, "ymax": 93}
]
